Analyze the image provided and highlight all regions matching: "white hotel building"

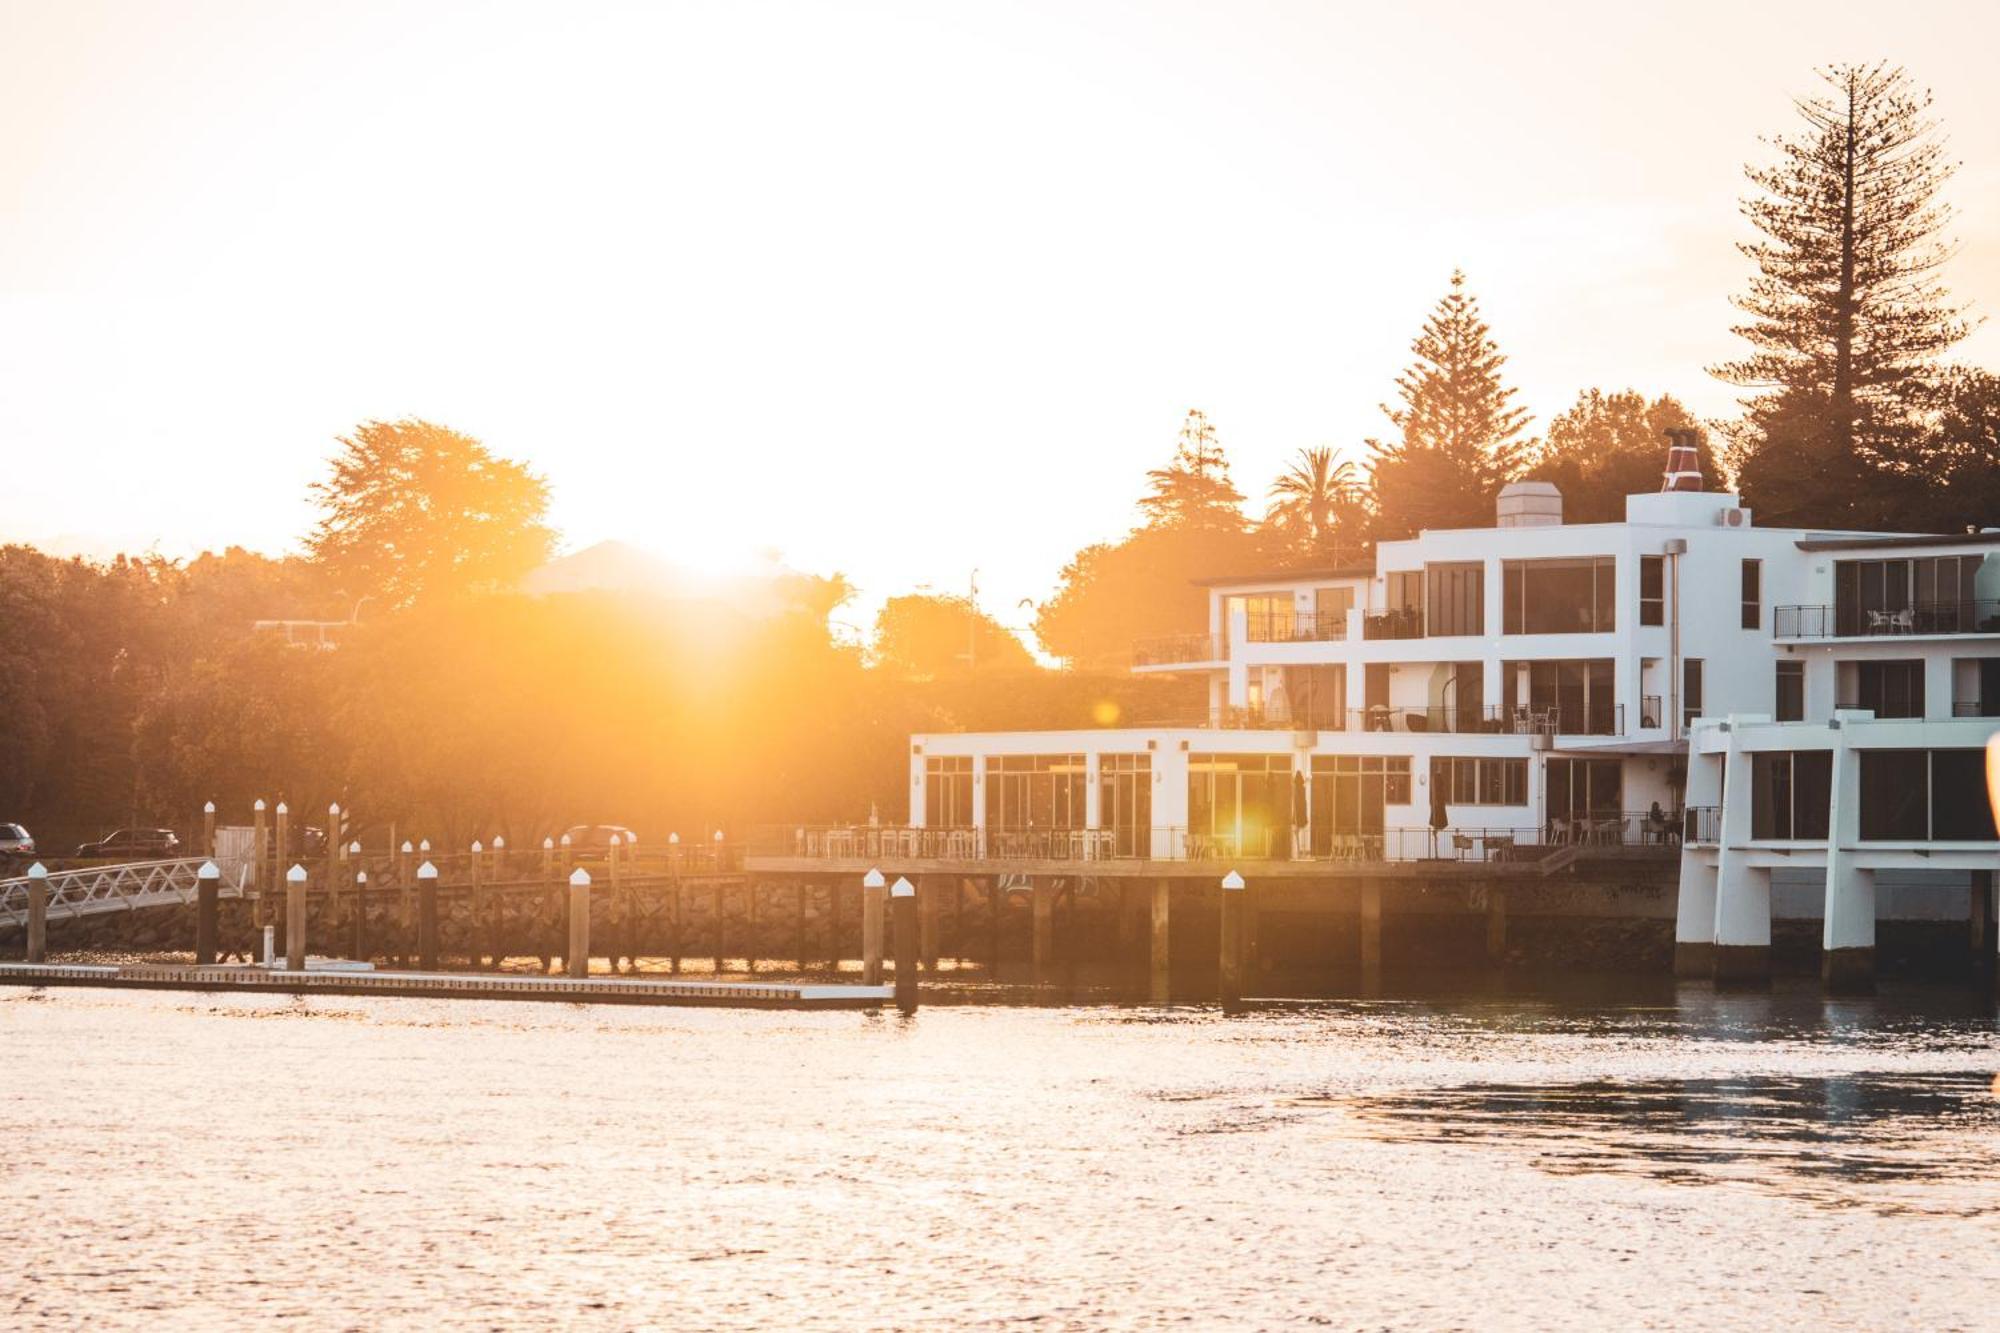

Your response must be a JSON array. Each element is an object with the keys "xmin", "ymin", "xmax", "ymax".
[{"xmin": 910, "ymin": 451, "xmax": 2000, "ymax": 988}]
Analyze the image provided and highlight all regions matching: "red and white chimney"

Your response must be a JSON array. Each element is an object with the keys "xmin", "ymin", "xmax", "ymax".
[{"xmin": 1661, "ymin": 428, "xmax": 1704, "ymax": 492}]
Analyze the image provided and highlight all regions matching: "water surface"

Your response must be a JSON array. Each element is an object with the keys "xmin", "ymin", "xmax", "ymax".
[{"xmin": 3, "ymin": 978, "xmax": 1996, "ymax": 1328}]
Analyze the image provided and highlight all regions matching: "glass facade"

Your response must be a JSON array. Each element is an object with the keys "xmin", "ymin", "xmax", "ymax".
[
  {"xmin": 1307, "ymin": 755, "xmax": 1411, "ymax": 853},
  {"xmin": 1845, "ymin": 660, "xmax": 1925, "ymax": 718},
  {"xmin": 1749, "ymin": 750, "xmax": 1831, "ymax": 840},
  {"xmin": 1503, "ymin": 659, "xmax": 1618, "ymax": 734},
  {"xmin": 1097, "ymin": 753, "xmax": 1152, "ymax": 857},
  {"xmin": 1859, "ymin": 749, "xmax": 1999, "ymax": 841},
  {"xmin": 1775, "ymin": 661, "xmax": 1804, "ymax": 722},
  {"xmin": 1640, "ymin": 555, "xmax": 1664, "ymax": 627},
  {"xmin": 1426, "ymin": 562, "xmax": 1484, "ymax": 636},
  {"xmin": 985, "ymin": 754, "xmax": 1087, "ymax": 830},
  {"xmin": 1545, "ymin": 757, "xmax": 1622, "ymax": 833},
  {"xmin": 1188, "ymin": 754, "xmax": 1293, "ymax": 859},
  {"xmin": 924, "ymin": 756, "xmax": 973, "ymax": 828},
  {"xmin": 1502, "ymin": 557, "xmax": 1617, "ymax": 634},
  {"xmin": 1430, "ymin": 756, "xmax": 1528, "ymax": 806}
]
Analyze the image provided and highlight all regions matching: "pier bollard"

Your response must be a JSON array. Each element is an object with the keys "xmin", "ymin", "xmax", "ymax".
[
  {"xmin": 24, "ymin": 862, "xmax": 48, "ymax": 963},
  {"xmin": 326, "ymin": 804, "xmax": 342, "ymax": 926},
  {"xmin": 202, "ymin": 801, "xmax": 216, "ymax": 859},
  {"xmin": 607, "ymin": 834, "xmax": 624, "ymax": 973},
  {"xmin": 470, "ymin": 840, "xmax": 486, "ymax": 969},
  {"xmin": 285, "ymin": 863, "xmax": 307, "ymax": 973},
  {"xmin": 398, "ymin": 840, "xmax": 414, "ymax": 964},
  {"xmin": 417, "ymin": 860, "xmax": 439, "ymax": 971},
  {"xmin": 353, "ymin": 867, "xmax": 368, "ymax": 961},
  {"xmin": 195, "ymin": 860, "xmax": 221, "ymax": 965},
  {"xmin": 262, "ymin": 924, "xmax": 275, "ymax": 968},
  {"xmin": 891, "ymin": 876, "xmax": 919, "ymax": 1012},
  {"xmin": 274, "ymin": 803, "xmax": 289, "ymax": 900},
  {"xmin": 1219, "ymin": 870, "xmax": 1245, "ymax": 1006},
  {"xmin": 252, "ymin": 799, "xmax": 268, "ymax": 908},
  {"xmin": 567, "ymin": 868, "xmax": 591, "ymax": 979},
  {"xmin": 862, "ymin": 868, "xmax": 886, "ymax": 986}
]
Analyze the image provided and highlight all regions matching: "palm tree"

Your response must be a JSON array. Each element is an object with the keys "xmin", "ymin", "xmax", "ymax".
[{"xmin": 1266, "ymin": 446, "xmax": 1359, "ymax": 554}]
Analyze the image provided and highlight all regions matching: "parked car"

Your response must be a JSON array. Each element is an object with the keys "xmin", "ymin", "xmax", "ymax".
[
  {"xmin": 75, "ymin": 828, "xmax": 182, "ymax": 860},
  {"xmin": 560, "ymin": 824, "xmax": 639, "ymax": 850},
  {"xmin": 0, "ymin": 823, "xmax": 33, "ymax": 859}
]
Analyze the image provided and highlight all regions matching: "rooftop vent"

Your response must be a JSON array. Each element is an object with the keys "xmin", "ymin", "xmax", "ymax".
[
  {"xmin": 1496, "ymin": 480, "xmax": 1562, "ymax": 528},
  {"xmin": 1662, "ymin": 428, "xmax": 1705, "ymax": 492}
]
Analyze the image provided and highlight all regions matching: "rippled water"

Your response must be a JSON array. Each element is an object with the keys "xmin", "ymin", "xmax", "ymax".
[{"xmin": 3, "ymin": 978, "xmax": 1997, "ymax": 1328}]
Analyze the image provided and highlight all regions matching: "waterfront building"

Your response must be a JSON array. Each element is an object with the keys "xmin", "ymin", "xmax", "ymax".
[{"xmin": 906, "ymin": 443, "xmax": 2000, "ymax": 985}]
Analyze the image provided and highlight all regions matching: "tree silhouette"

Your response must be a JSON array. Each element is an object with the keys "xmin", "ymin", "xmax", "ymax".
[
  {"xmin": 1139, "ymin": 409, "xmax": 1246, "ymax": 530},
  {"xmin": 1265, "ymin": 446, "xmax": 1366, "ymax": 560},
  {"xmin": 1715, "ymin": 63, "xmax": 1971, "ymax": 527},
  {"xmin": 1524, "ymin": 390, "xmax": 1721, "ymax": 523},
  {"xmin": 1366, "ymin": 271, "xmax": 1530, "ymax": 538},
  {"xmin": 308, "ymin": 419, "xmax": 556, "ymax": 609}
]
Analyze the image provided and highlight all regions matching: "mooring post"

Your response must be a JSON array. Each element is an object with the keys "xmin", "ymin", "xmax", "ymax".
[
  {"xmin": 862, "ymin": 868, "xmax": 886, "ymax": 986},
  {"xmin": 540, "ymin": 837, "xmax": 553, "ymax": 883},
  {"xmin": 567, "ymin": 867, "xmax": 591, "ymax": 979},
  {"xmin": 891, "ymin": 876, "xmax": 919, "ymax": 1012},
  {"xmin": 252, "ymin": 799, "xmax": 268, "ymax": 919},
  {"xmin": 919, "ymin": 876, "xmax": 941, "ymax": 973},
  {"xmin": 469, "ymin": 840, "xmax": 486, "ymax": 969},
  {"xmin": 1149, "ymin": 878, "xmax": 1171, "ymax": 1003},
  {"xmin": 746, "ymin": 879, "xmax": 759, "ymax": 975},
  {"xmin": 397, "ymin": 840, "xmax": 414, "ymax": 965},
  {"xmin": 607, "ymin": 834, "xmax": 624, "ymax": 973},
  {"xmin": 1031, "ymin": 879, "xmax": 1053, "ymax": 975},
  {"xmin": 325, "ymin": 803, "xmax": 342, "ymax": 932},
  {"xmin": 352, "ymin": 863, "xmax": 368, "ymax": 962},
  {"xmin": 195, "ymin": 860, "xmax": 220, "ymax": 965},
  {"xmin": 202, "ymin": 801, "xmax": 216, "ymax": 859},
  {"xmin": 667, "ymin": 831, "xmax": 683, "ymax": 975},
  {"xmin": 417, "ymin": 860, "xmax": 439, "ymax": 971},
  {"xmin": 273, "ymin": 801, "xmax": 289, "ymax": 908},
  {"xmin": 1219, "ymin": 869, "xmax": 1245, "ymax": 1005},
  {"xmin": 285, "ymin": 863, "xmax": 307, "ymax": 972},
  {"xmin": 1485, "ymin": 884, "xmax": 1508, "ymax": 962},
  {"xmin": 24, "ymin": 862, "xmax": 48, "ymax": 964}
]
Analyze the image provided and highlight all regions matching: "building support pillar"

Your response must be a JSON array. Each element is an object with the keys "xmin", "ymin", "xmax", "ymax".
[
  {"xmin": 1821, "ymin": 859, "xmax": 1876, "ymax": 994},
  {"xmin": 1031, "ymin": 879, "xmax": 1053, "ymax": 975},
  {"xmin": 1673, "ymin": 857, "xmax": 1719, "ymax": 978},
  {"xmin": 1711, "ymin": 859, "xmax": 1771, "ymax": 986},
  {"xmin": 1970, "ymin": 869, "xmax": 1994, "ymax": 977}
]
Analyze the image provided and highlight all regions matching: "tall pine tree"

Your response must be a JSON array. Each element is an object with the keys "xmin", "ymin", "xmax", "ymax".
[
  {"xmin": 1714, "ymin": 63, "xmax": 1970, "ymax": 527},
  {"xmin": 1366, "ymin": 271, "xmax": 1530, "ymax": 538},
  {"xmin": 1139, "ymin": 409, "xmax": 1247, "ymax": 531}
]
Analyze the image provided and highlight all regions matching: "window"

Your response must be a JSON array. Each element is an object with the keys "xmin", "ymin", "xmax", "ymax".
[
  {"xmin": 1307, "ymin": 755, "xmax": 1412, "ymax": 851},
  {"xmin": 924, "ymin": 756, "xmax": 973, "ymax": 828},
  {"xmin": 1835, "ymin": 555, "xmax": 1984, "ymax": 635},
  {"xmin": 1097, "ymin": 754, "xmax": 1152, "ymax": 857},
  {"xmin": 1501, "ymin": 557, "xmax": 1618, "ymax": 634},
  {"xmin": 1426, "ymin": 562, "xmax": 1484, "ymax": 636},
  {"xmin": 1846, "ymin": 660, "xmax": 1925, "ymax": 719},
  {"xmin": 1503, "ymin": 658, "xmax": 1618, "ymax": 734},
  {"xmin": 1749, "ymin": 751, "xmax": 1831, "ymax": 840},
  {"xmin": 1859, "ymin": 749, "xmax": 1999, "ymax": 841},
  {"xmin": 1189, "ymin": 754, "xmax": 1294, "ymax": 858},
  {"xmin": 1430, "ymin": 757, "xmax": 1528, "ymax": 807},
  {"xmin": 1235, "ymin": 592, "xmax": 1297, "ymax": 642},
  {"xmin": 1640, "ymin": 555, "xmax": 1664, "ymax": 627},
  {"xmin": 1545, "ymin": 758, "xmax": 1622, "ymax": 830},
  {"xmin": 1683, "ymin": 658, "xmax": 1703, "ymax": 729},
  {"xmin": 1741, "ymin": 559, "xmax": 1761, "ymax": 630},
  {"xmin": 985, "ymin": 754, "xmax": 1087, "ymax": 830},
  {"xmin": 1775, "ymin": 660, "xmax": 1804, "ymax": 722}
]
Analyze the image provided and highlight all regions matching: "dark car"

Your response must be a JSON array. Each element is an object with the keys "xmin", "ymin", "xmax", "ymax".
[
  {"xmin": 560, "ymin": 824, "xmax": 639, "ymax": 850},
  {"xmin": 0, "ymin": 823, "xmax": 33, "ymax": 858},
  {"xmin": 75, "ymin": 828, "xmax": 182, "ymax": 860}
]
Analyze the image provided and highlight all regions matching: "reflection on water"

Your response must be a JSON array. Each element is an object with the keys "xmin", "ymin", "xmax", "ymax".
[
  {"xmin": 1, "ymin": 979, "xmax": 1996, "ymax": 1327},
  {"xmin": 1339, "ymin": 1072, "xmax": 2000, "ymax": 1216}
]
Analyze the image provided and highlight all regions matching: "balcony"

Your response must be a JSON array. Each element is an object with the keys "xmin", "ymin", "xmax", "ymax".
[
  {"xmin": 1774, "ymin": 600, "xmax": 2000, "ymax": 639},
  {"xmin": 1132, "ymin": 632, "xmax": 1225, "ymax": 667},
  {"xmin": 1245, "ymin": 608, "xmax": 1348, "ymax": 643},
  {"xmin": 1362, "ymin": 608, "xmax": 1425, "ymax": 640},
  {"xmin": 1130, "ymin": 703, "xmax": 1626, "ymax": 736},
  {"xmin": 1683, "ymin": 805, "xmax": 1721, "ymax": 845}
]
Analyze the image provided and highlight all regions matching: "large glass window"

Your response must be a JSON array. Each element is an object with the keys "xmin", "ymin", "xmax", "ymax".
[
  {"xmin": 1097, "ymin": 754, "xmax": 1152, "ymax": 857},
  {"xmin": 1278, "ymin": 664, "xmax": 1346, "ymax": 730},
  {"xmin": 1835, "ymin": 555, "xmax": 1984, "ymax": 634},
  {"xmin": 1749, "ymin": 751, "xmax": 1831, "ymax": 840},
  {"xmin": 1307, "ymin": 755, "xmax": 1411, "ymax": 853},
  {"xmin": 1503, "ymin": 659, "xmax": 1618, "ymax": 734},
  {"xmin": 1545, "ymin": 758, "xmax": 1623, "ymax": 835},
  {"xmin": 1502, "ymin": 557, "xmax": 1617, "ymax": 634},
  {"xmin": 1188, "ymin": 754, "xmax": 1292, "ymax": 859},
  {"xmin": 1235, "ymin": 592, "xmax": 1298, "ymax": 642},
  {"xmin": 1684, "ymin": 658, "xmax": 1704, "ymax": 729},
  {"xmin": 1855, "ymin": 749, "xmax": 1999, "ymax": 842},
  {"xmin": 1426, "ymin": 562, "xmax": 1484, "ymax": 636},
  {"xmin": 1844, "ymin": 659, "xmax": 1925, "ymax": 718},
  {"xmin": 924, "ymin": 756, "xmax": 972, "ymax": 828},
  {"xmin": 1741, "ymin": 559, "xmax": 1762, "ymax": 630},
  {"xmin": 1640, "ymin": 556, "xmax": 1664, "ymax": 627},
  {"xmin": 1431, "ymin": 757, "xmax": 1528, "ymax": 806},
  {"xmin": 985, "ymin": 754, "xmax": 1087, "ymax": 831}
]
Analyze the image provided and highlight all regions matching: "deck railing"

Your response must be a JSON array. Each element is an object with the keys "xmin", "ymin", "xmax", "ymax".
[
  {"xmin": 1683, "ymin": 806, "xmax": 1721, "ymax": 846},
  {"xmin": 1132, "ymin": 632, "xmax": 1226, "ymax": 666},
  {"xmin": 1245, "ymin": 608, "xmax": 1348, "ymax": 643},
  {"xmin": 1775, "ymin": 600, "xmax": 2000, "ymax": 639}
]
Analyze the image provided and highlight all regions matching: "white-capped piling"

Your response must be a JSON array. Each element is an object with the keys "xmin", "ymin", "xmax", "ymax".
[
  {"xmin": 195, "ymin": 860, "xmax": 221, "ymax": 965},
  {"xmin": 417, "ymin": 860, "xmax": 440, "ymax": 970},
  {"xmin": 567, "ymin": 867, "xmax": 592, "ymax": 979},
  {"xmin": 285, "ymin": 863, "xmax": 307, "ymax": 972},
  {"xmin": 24, "ymin": 862, "xmax": 48, "ymax": 964},
  {"xmin": 862, "ymin": 868, "xmax": 886, "ymax": 985},
  {"xmin": 1219, "ymin": 869, "xmax": 1245, "ymax": 1005},
  {"xmin": 891, "ymin": 876, "xmax": 919, "ymax": 1012}
]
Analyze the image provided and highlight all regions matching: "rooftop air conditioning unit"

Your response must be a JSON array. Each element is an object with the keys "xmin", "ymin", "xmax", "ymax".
[{"xmin": 1715, "ymin": 508, "xmax": 1749, "ymax": 528}]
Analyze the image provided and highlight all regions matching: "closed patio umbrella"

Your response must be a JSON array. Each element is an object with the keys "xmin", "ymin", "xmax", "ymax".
[{"xmin": 1429, "ymin": 780, "xmax": 1449, "ymax": 859}]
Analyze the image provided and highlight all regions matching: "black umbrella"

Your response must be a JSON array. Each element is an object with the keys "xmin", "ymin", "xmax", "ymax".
[{"xmin": 1292, "ymin": 769, "xmax": 1309, "ymax": 828}]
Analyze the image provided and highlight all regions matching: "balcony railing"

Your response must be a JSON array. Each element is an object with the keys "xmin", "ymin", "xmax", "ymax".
[
  {"xmin": 1245, "ymin": 608, "xmax": 1348, "ymax": 643},
  {"xmin": 1775, "ymin": 600, "xmax": 2000, "ymax": 639},
  {"xmin": 1683, "ymin": 806, "xmax": 1721, "ymax": 845},
  {"xmin": 1954, "ymin": 700, "xmax": 2000, "ymax": 718},
  {"xmin": 1362, "ymin": 608, "xmax": 1425, "ymax": 640},
  {"xmin": 1639, "ymin": 695, "xmax": 1664, "ymax": 729},
  {"xmin": 1132, "ymin": 702, "xmax": 1627, "ymax": 736},
  {"xmin": 1132, "ymin": 632, "xmax": 1225, "ymax": 666}
]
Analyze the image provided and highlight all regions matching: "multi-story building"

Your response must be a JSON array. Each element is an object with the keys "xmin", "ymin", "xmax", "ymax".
[{"xmin": 906, "ymin": 446, "xmax": 2000, "ymax": 987}]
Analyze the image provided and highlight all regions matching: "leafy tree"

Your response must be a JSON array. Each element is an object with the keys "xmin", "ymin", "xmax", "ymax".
[
  {"xmin": 1366, "ymin": 271, "xmax": 1531, "ymax": 538},
  {"xmin": 1870, "ymin": 366, "xmax": 2000, "ymax": 531},
  {"xmin": 872, "ymin": 593, "xmax": 1035, "ymax": 679},
  {"xmin": 1139, "ymin": 409, "xmax": 1246, "ymax": 530},
  {"xmin": 307, "ymin": 419, "xmax": 556, "ymax": 608},
  {"xmin": 1033, "ymin": 524, "xmax": 1262, "ymax": 668},
  {"xmin": 1715, "ymin": 63, "xmax": 1971, "ymax": 527},
  {"xmin": 1523, "ymin": 390, "xmax": 1722, "ymax": 523},
  {"xmin": 1265, "ymin": 445, "xmax": 1367, "ymax": 561}
]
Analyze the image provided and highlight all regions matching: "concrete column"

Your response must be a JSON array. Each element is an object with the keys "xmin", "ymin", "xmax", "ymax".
[
  {"xmin": 1710, "ymin": 731, "xmax": 1769, "ymax": 984},
  {"xmin": 1031, "ymin": 880, "xmax": 1053, "ymax": 974},
  {"xmin": 195, "ymin": 860, "xmax": 220, "ymax": 965},
  {"xmin": 861, "ymin": 869, "xmax": 885, "ymax": 986},
  {"xmin": 891, "ymin": 877, "xmax": 919, "ymax": 1012},
  {"xmin": 284, "ymin": 863, "xmax": 307, "ymax": 972},
  {"xmin": 24, "ymin": 862, "xmax": 47, "ymax": 964},
  {"xmin": 566, "ymin": 868, "xmax": 591, "ymax": 979},
  {"xmin": 919, "ymin": 876, "xmax": 941, "ymax": 972},
  {"xmin": 1149, "ymin": 878, "xmax": 1170, "ymax": 1002},
  {"xmin": 1673, "ymin": 858, "xmax": 1719, "ymax": 977},
  {"xmin": 1821, "ymin": 726, "xmax": 1873, "ymax": 992},
  {"xmin": 417, "ymin": 860, "xmax": 439, "ymax": 970}
]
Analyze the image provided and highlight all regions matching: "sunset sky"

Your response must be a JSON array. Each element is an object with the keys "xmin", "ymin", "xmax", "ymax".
[{"xmin": 7, "ymin": 0, "xmax": 2000, "ymax": 638}]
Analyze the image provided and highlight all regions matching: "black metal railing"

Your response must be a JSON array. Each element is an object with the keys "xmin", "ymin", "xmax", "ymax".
[
  {"xmin": 1132, "ymin": 632, "xmax": 1226, "ymax": 666},
  {"xmin": 1245, "ymin": 608, "xmax": 1348, "ymax": 643},
  {"xmin": 1362, "ymin": 608, "xmax": 1425, "ymax": 640},
  {"xmin": 1954, "ymin": 699, "xmax": 2000, "ymax": 718},
  {"xmin": 1775, "ymin": 600, "xmax": 2000, "ymax": 639},
  {"xmin": 1682, "ymin": 806, "xmax": 1721, "ymax": 845}
]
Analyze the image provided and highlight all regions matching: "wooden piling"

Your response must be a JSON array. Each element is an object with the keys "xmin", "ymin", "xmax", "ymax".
[
  {"xmin": 1219, "ymin": 870, "xmax": 1245, "ymax": 1005},
  {"xmin": 396, "ymin": 841, "xmax": 413, "ymax": 966},
  {"xmin": 746, "ymin": 880, "xmax": 759, "ymax": 976},
  {"xmin": 862, "ymin": 870, "xmax": 886, "ymax": 986},
  {"xmin": 794, "ymin": 881, "xmax": 808, "ymax": 971},
  {"xmin": 24, "ymin": 863, "xmax": 47, "ymax": 964},
  {"xmin": 417, "ymin": 860, "xmax": 439, "ymax": 971},
  {"xmin": 202, "ymin": 801, "xmax": 216, "ymax": 859},
  {"xmin": 273, "ymin": 802, "xmax": 289, "ymax": 916},
  {"xmin": 1031, "ymin": 879, "xmax": 1053, "ymax": 974},
  {"xmin": 195, "ymin": 861, "xmax": 220, "ymax": 965},
  {"xmin": 352, "ymin": 864, "xmax": 368, "ymax": 962},
  {"xmin": 919, "ymin": 877, "xmax": 941, "ymax": 973},
  {"xmin": 988, "ymin": 878, "xmax": 1002, "ymax": 968},
  {"xmin": 1149, "ymin": 878, "xmax": 1170, "ymax": 1003},
  {"xmin": 891, "ymin": 877, "xmax": 919, "ymax": 1012},
  {"xmin": 325, "ymin": 804, "xmax": 342, "ymax": 935},
  {"xmin": 607, "ymin": 835, "xmax": 624, "ymax": 973},
  {"xmin": 713, "ymin": 881, "xmax": 726, "ymax": 975},
  {"xmin": 567, "ymin": 868, "xmax": 591, "ymax": 979},
  {"xmin": 252, "ymin": 800, "xmax": 269, "ymax": 927},
  {"xmin": 469, "ymin": 841, "xmax": 486, "ymax": 969},
  {"xmin": 285, "ymin": 863, "xmax": 307, "ymax": 972}
]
